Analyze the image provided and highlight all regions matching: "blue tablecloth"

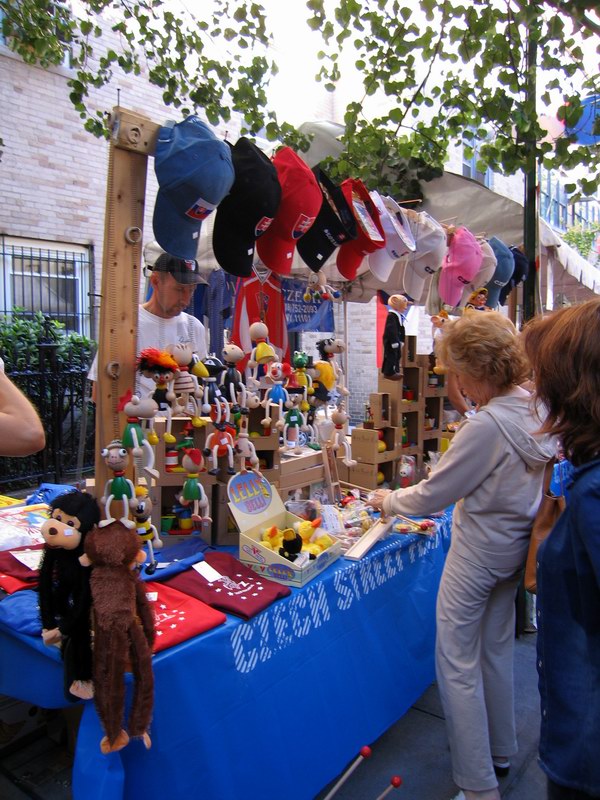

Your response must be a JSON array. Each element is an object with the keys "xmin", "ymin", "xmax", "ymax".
[{"xmin": 0, "ymin": 511, "xmax": 451, "ymax": 800}]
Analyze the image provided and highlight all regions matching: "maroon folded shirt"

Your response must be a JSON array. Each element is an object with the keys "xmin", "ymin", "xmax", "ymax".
[
  {"xmin": 164, "ymin": 551, "xmax": 291, "ymax": 620},
  {"xmin": 0, "ymin": 544, "xmax": 44, "ymax": 593}
]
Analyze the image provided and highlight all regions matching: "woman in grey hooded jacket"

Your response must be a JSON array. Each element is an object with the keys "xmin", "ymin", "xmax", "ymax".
[{"xmin": 369, "ymin": 311, "xmax": 555, "ymax": 800}]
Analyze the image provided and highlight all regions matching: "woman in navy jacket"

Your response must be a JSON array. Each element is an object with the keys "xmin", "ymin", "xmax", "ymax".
[{"xmin": 523, "ymin": 299, "xmax": 600, "ymax": 800}]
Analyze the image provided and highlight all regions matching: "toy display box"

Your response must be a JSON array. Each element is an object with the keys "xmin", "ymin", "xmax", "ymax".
[{"xmin": 228, "ymin": 473, "xmax": 342, "ymax": 588}]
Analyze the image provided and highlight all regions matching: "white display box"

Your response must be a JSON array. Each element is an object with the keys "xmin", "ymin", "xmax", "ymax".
[{"xmin": 228, "ymin": 473, "xmax": 342, "ymax": 588}]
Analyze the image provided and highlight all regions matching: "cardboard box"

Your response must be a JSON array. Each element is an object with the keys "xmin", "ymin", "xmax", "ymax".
[
  {"xmin": 348, "ymin": 460, "xmax": 398, "ymax": 490},
  {"xmin": 351, "ymin": 426, "xmax": 402, "ymax": 464},
  {"xmin": 210, "ymin": 482, "xmax": 240, "ymax": 546},
  {"xmin": 228, "ymin": 473, "xmax": 342, "ymax": 587},
  {"xmin": 368, "ymin": 392, "xmax": 391, "ymax": 429}
]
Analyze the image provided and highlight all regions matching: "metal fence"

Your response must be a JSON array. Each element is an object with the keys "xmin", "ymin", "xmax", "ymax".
[
  {"xmin": 0, "ymin": 346, "xmax": 96, "ymax": 495},
  {"xmin": 0, "ymin": 239, "xmax": 96, "ymax": 493}
]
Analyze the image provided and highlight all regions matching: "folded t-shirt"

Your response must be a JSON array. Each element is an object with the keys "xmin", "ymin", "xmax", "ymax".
[
  {"xmin": 144, "ymin": 581, "xmax": 226, "ymax": 652},
  {"xmin": 164, "ymin": 551, "xmax": 291, "ymax": 620},
  {"xmin": 0, "ymin": 544, "xmax": 44, "ymax": 593}
]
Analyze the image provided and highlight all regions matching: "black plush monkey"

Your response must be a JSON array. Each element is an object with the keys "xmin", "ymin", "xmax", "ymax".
[{"xmin": 38, "ymin": 491, "xmax": 101, "ymax": 701}]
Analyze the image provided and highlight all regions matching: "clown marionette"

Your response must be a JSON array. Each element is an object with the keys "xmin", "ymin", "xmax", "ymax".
[{"xmin": 261, "ymin": 361, "xmax": 292, "ymax": 430}]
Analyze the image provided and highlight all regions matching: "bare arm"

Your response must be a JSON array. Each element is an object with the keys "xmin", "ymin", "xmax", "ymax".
[{"xmin": 0, "ymin": 372, "xmax": 45, "ymax": 456}]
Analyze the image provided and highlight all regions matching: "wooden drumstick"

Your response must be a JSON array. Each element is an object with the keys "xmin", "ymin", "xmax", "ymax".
[{"xmin": 322, "ymin": 745, "xmax": 372, "ymax": 800}]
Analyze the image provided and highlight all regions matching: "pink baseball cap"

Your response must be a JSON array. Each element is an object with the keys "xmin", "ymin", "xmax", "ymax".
[{"xmin": 438, "ymin": 227, "xmax": 483, "ymax": 308}]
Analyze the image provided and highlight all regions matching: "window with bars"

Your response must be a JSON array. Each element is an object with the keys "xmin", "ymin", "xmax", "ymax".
[
  {"xmin": 462, "ymin": 131, "xmax": 493, "ymax": 188},
  {"xmin": 0, "ymin": 238, "xmax": 93, "ymax": 336}
]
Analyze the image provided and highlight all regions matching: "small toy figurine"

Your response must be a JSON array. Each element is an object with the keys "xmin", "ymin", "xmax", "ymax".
[
  {"xmin": 316, "ymin": 336, "xmax": 349, "ymax": 396},
  {"xmin": 199, "ymin": 354, "xmax": 229, "ymax": 423},
  {"xmin": 282, "ymin": 393, "xmax": 307, "ymax": 454},
  {"xmin": 221, "ymin": 342, "xmax": 248, "ymax": 412},
  {"xmin": 287, "ymin": 351, "xmax": 314, "ymax": 412},
  {"xmin": 464, "ymin": 286, "xmax": 491, "ymax": 311},
  {"xmin": 330, "ymin": 405, "xmax": 357, "ymax": 467},
  {"xmin": 234, "ymin": 417, "xmax": 262, "ymax": 475},
  {"xmin": 82, "ymin": 521, "xmax": 154, "ymax": 754},
  {"xmin": 261, "ymin": 361, "xmax": 292, "ymax": 430},
  {"xmin": 137, "ymin": 348, "xmax": 180, "ymax": 444},
  {"xmin": 180, "ymin": 448, "xmax": 212, "ymax": 522},
  {"xmin": 165, "ymin": 343, "xmax": 203, "ymax": 424},
  {"xmin": 381, "ymin": 294, "xmax": 410, "ymax": 380},
  {"xmin": 39, "ymin": 491, "xmax": 101, "ymax": 702},
  {"xmin": 204, "ymin": 424, "xmax": 236, "ymax": 476},
  {"xmin": 303, "ymin": 270, "xmax": 341, "ymax": 303},
  {"xmin": 246, "ymin": 321, "xmax": 277, "ymax": 388},
  {"xmin": 118, "ymin": 390, "xmax": 158, "ymax": 479},
  {"xmin": 99, "ymin": 440, "xmax": 136, "ymax": 528},
  {"xmin": 278, "ymin": 527, "xmax": 304, "ymax": 562},
  {"xmin": 129, "ymin": 486, "xmax": 163, "ymax": 574}
]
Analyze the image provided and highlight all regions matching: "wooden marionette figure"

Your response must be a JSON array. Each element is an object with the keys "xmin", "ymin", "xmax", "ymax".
[
  {"xmin": 315, "ymin": 336, "xmax": 350, "ymax": 399},
  {"xmin": 118, "ymin": 390, "xmax": 158, "ymax": 481},
  {"xmin": 330, "ymin": 405, "xmax": 357, "ymax": 467},
  {"xmin": 99, "ymin": 439, "xmax": 136, "ymax": 528},
  {"xmin": 288, "ymin": 351, "xmax": 314, "ymax": 412},
  {"xmin": 220, "ymin": 342, "xmax": 248, "ymax": 413},
  {"xmin": 136, "ymin": 348, "xmax": 180, "ymax": 444},
  {"xmin": 246, "ymin": 320, "xmax": 277, "ymax": 389},
  {"xmin": 179, "ymin": 448, "xmax": 212, "ymax": 523},
  {"xmin": 303, "ymin": 270, "xmax": 341, "ymax": 303},
  {"xmin": 381, "ymin": 294, "xmax": 410, "ymax": 380},
  {"xmin": 261, "ymin": 361, "xmax": 292, "ymax": 430},
  {"xmin": 234, "ymin": 415, "xmax": 262, "ymax": 475},
  {"xmin": 204, "ymin": 423, "xmax": 236, "ymax": 476},
  {"xmin": 281, "ymin": 393, "xmax": 307, "ymax": 454},
  {"xmin": 165, "ymin": 343, "xmax": 203, "ymax": 425},
  {"xmin": 199, "ymin": 354, "xmax": 229, "ymax": 424},
  {"xmin": 129, "ymin": 486, "xmax": 163, "ymax": 575}
]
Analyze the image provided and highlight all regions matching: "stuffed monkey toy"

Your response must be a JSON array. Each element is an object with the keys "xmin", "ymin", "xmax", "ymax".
[
  {"xmin": 39, "ymin": 491, "xmax": 101, "ymax": 702},
  {"xmin": 82, "ymin": 520, "xmax": 155, "ymax": 754}
]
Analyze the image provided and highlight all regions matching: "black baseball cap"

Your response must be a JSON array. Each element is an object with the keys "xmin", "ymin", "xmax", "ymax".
[
  {"xmin": 297, "ymin": 165, "xmax": 358, "ymax": 273},
  {"xmin": 212, "ymin": 138, "xmax": 282, "ymax": 277},
  {"xmin": 149, "ymin": 252, "xmax": 205, "ymax": 285}
]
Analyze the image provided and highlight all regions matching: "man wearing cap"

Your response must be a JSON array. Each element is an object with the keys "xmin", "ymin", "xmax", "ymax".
[{"xmin": 88, "ymin": 253, "xmax": 208, "ymax": 400}]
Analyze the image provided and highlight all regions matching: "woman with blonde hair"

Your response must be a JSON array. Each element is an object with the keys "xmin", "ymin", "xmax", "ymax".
[
  {"xmin": 522, "ymin": 299, "xmax": 600, "ymax": 800},
  {"xmin": 369, "ymin": 311, "xmax": 556, "ymax": 800}
]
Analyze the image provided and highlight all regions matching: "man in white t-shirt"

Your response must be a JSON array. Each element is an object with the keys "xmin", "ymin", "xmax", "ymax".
[{"xmin": 88, "ymin": 253, "xmax": 208, "ymax": 400}]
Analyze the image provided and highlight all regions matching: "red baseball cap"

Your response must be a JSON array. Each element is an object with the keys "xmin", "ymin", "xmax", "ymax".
[
  {"xmin": 256, "ymin": 147, "xmax": 322, "ymax": 275},
  {"xmin": 336, "ymin": 179, "xmax": 386, "ymax": 280}
]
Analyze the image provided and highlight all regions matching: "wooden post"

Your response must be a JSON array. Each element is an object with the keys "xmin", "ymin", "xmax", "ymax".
[{"xmin": 93, "ymin": 108, "xmax": 160, "ymax": 496}]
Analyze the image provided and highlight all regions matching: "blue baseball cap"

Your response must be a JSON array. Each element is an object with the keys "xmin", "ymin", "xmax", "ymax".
[
  {"xmin": 485, "ymin": 237, "xmax": 515, "ymax": 308},
  {"xmin": 153, "ymin": 116, "xmax": 235, "ymax": 260}
]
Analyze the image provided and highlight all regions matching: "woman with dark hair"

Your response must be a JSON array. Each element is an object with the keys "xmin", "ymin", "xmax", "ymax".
[
  {"xmin": 369, "ymin": 311, "xmax": 556, "ymax": 800},
  {"xmin": 522, "ymin": 299, "xmax": 600, "ymax": 800}
]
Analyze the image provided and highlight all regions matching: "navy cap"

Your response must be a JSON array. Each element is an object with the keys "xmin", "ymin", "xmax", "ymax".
[
  {"xmin": 499, "ymin": 247, "xmax": 529, "ymax": 305},
  {"xmin": 212, "ymin": 138, "xmax": 282, "ymax": 278},
  {"xmin": 484, "ymin": 237, "xmax": 515, "ymax": 309},
  {"xmin": 297, "ymin": 166, "xmax": 357, "ymax": 273},
  {"xmin": 153, "ymin": 116, "xmax": 235, "ymax": 260}
]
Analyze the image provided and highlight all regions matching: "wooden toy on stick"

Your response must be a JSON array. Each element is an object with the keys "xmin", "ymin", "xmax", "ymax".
[{"xmin": 322, "ymin": 745, "xmax": 372, "ymax": 800}]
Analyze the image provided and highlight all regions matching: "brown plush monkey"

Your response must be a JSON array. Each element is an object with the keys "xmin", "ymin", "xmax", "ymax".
[{"xmin": 82, "ymin": 520, "xmax": 155, "ymax": 754}]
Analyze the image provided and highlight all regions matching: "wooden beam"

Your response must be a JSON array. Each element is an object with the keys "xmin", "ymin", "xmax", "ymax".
[{"xmin": 93, "ymin": 109, "xmax": 150, "ymax": 497}]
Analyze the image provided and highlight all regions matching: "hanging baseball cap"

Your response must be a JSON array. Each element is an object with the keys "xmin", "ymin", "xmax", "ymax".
[
  {"xmin": 153, "ymin": 115, "xmax": 235, "ymax": 260},
  {"xmin": 499, "ymin": 246, "xmax": 529, "ymax": 305},
  {"xmin": 438, "ymin": 227, "xmax": 483, "ymax": 308},
  {"xmin": 212, "ymin": 138, "xmax": 282, "ymax": 278},
  {"xmin": 458, "ymin": 239, "xmax": 497, "ymax": 306},
  {"xmin": 368, "ymin": 193, "xmax": 416, "ymax": 282},
  {"xmin": 297, "ymin": 166, "xmax": 357, "ymax": 273},
  {"xmin": 336, "ymin": 179, "xmax": 386, "ymax": 281},
  {"xmin": 401, "ymin": 211, "xmax": 446, "ymax": 303},
  {"xmin": 256, "ymin": 147, "xmax": 322, "ymax": 276},
  {"xmin": 148, "ymin": 252, "xmax": 205, "ymax": 285},
  {"xmin": 485, "ymin": 237, "xmax": 515, "ymax": 308}
]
